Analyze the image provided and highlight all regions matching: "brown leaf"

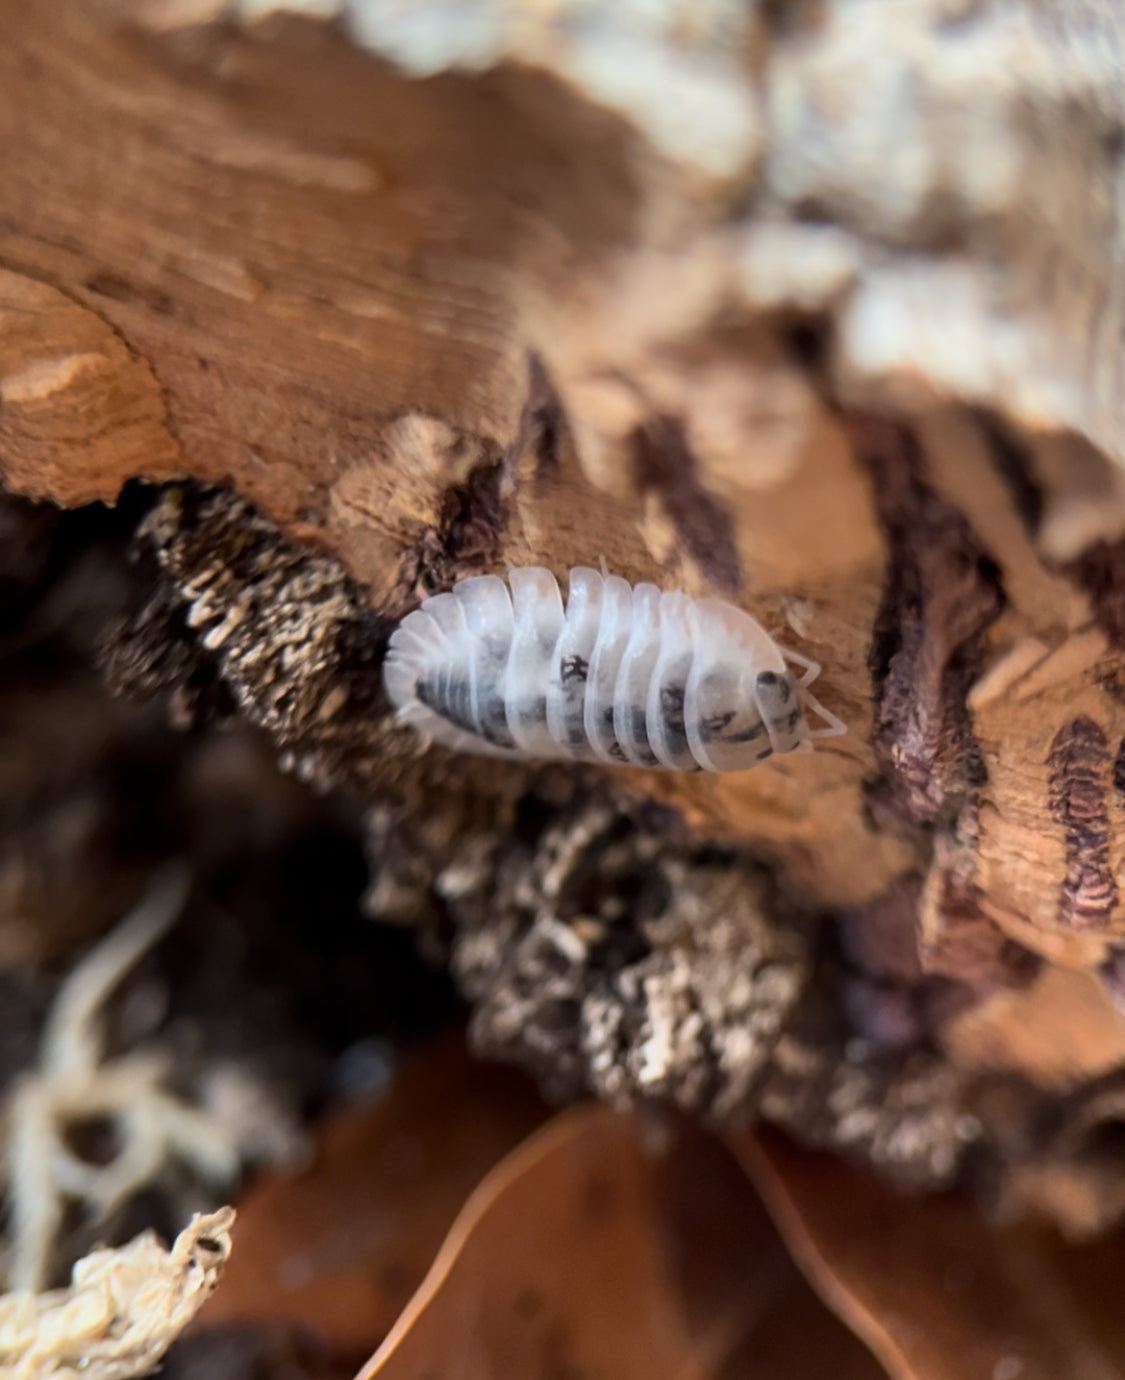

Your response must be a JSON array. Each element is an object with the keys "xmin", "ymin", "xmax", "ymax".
[
  {"xmin": 733, "ymin": 1127, "xmax": 1125, "ymax": 1380},
  {"xmin": 360, "ymin": 1103, "xmax": 885, "ymax": 1380},
  {"xmin": 199, "ymin": 1034, "xmax": 550, "ymax": 1354}
]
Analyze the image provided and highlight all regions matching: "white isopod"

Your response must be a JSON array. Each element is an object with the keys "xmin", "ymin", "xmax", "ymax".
[{"xmin": 382, "ymin": 567, "xmax": 845, "ymax": 773}]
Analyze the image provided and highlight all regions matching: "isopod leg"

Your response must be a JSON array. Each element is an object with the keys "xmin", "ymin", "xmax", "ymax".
[
  {"xmin": 776, "ymin": 645, "xmax": 845, "ymax": 738},
  {"xmin": 800, "ymin": 687, "xmax": 847, "ymax": 739},
  {"xmin": 777, "ymin": 644, "xmax": 821, "ymax": 688}
]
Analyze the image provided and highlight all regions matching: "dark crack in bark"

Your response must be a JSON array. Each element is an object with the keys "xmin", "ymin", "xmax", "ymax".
[
  {"xmin": 1066, "ymin": 538, "xmax": 1125, "ymax": 650},
  {"xmin": 384, "ymin": 457, "xmax": 510, "ymax": 623},
  {"xmin": 631, "ymin": 413, "xmax": 743, "ymax": 593},
  {"xmin": 851, "ymin": 414, "xmax": 1031, "ymax": 1000},
  {"xmin": 836, "ymin": 868, "xmax": 1038, "ymax": 1041},
  {"xmin": 511, "ymin": 351, "xmax": 569, "ymax": 485},
  {"xmin": 973, "ymin": 408, "xmax": 1125, "ymax": 652},
  {"xmin": 857, "ymin": 415, "xmax": 1004, "ymax": 830},
  {"xmin": 974, "ymin": 407, "xmax": 1045, "ymax": 533}
]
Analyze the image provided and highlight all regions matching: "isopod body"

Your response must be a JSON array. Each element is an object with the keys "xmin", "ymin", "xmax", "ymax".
[{"xmin": 383, "ymin": 567, "xmax": 844, "ymax": 773}]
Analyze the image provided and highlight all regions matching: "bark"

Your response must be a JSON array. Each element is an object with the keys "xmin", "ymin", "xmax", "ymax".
[{"xmin": 4, "ymin": 0, "xmax": 1125, "ymax": 1221}]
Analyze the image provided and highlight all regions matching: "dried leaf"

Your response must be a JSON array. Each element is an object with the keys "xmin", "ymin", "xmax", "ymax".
[
  {"xmin": 200, "ymin": 1034, "xmax": 550, "ymax": 1353},
  {"xmin": 0, "ymin": 1208, "xmax": 233, "ymax": 1380},
  {"xmin": 734, "ymin": 1128, "xmax": 1125, "ymax": 1380},
  {"xmin": 360, "ymin": 1103, "xmax": 885, "ymax": 1380}
]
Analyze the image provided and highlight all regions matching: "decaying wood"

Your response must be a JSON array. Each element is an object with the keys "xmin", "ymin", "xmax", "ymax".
[{"xmin": 5, "ymin": 1, "xmax": 1125, "ymax": 1226}]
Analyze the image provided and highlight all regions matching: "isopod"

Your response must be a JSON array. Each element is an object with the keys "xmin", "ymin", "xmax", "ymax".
[{"xmin": 382, "ymin": 567, "xmax": 845, "ymax": 772}]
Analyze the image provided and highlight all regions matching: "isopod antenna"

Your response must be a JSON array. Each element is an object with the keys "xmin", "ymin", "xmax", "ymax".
[{"xmin": 800, "ymin": 686, "xmax": 847, "ymax": 740}]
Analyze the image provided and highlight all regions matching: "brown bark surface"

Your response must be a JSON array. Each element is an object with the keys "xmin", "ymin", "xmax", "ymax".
[{"xmin": 4, "ymin": 0, "xmax": 1125, "ymax": 1202}]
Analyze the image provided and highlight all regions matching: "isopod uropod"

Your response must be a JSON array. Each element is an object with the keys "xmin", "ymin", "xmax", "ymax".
[{"xmin": 382, "ymin": 567, "xmax": 845, "ymax": 773}]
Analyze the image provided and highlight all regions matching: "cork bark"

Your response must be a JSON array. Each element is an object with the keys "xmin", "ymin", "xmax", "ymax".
[{"xmin": 5, "ymin": 0, "xmax": 1125, "ymax": 1219}]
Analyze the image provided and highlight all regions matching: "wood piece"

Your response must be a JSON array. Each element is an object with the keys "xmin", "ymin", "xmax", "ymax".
[{"xmin": 3, "ymin": 2, "xmax": 1125, "ymax": 1114}]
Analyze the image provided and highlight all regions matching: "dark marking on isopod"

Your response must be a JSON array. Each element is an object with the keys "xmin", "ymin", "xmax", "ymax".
[
  {"xmin": 561, "ymin": 655, "xmax": 588, "ymax": 684},
  {"xmin": 628, "ymin": 709, "xmax": 662, "ymax": 765},
  {"xmin": 720, "ymin": 719, "xmax": 768, "ymax": 745},
  {"xmin": 416, "ymin": 675, "xmax": 469, "ymax": 732},
  {"xmin": 756, "ymin": 673, "xmax": 802, "ymax": 737},
  {"xmin": 1047, "ymin": 716, "xmax": 1118, "ymax": 931},
  {"xmin": 756, "ymin": 669, "xmax": 791, "ymax": 702},
  {"xmin": 631, "ymin": 414, "xmax": 743, "ymax": 594},
  {"xmin": 659, "ymin": 684, "xmax": 692, "ymax": 755},
  {"xmin": 416, "ymin": 676, "xmax": 516, "ymax": 750},
  {"xmin": 479, "ymin": 695, "xmax": 517, "ymax": 748},
  {"xmin": 701, "ymin": 710, "xmax": 736, "ymax": 740},
  {"xmin": 1114, "ymin": 738, "xmax": 1125, "ymax": 798},
  {"xmin": 521, "ymin": 698, "xmax": 550, "ymax": 728},
  {"xmin": 661, "ymin": 685, "xmax": 685, "ymax": 716}
]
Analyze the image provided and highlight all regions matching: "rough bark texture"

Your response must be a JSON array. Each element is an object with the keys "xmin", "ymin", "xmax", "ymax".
[{"xmin": 5, "ymin": 0, "xmax": 1125, "ymax": 1226}]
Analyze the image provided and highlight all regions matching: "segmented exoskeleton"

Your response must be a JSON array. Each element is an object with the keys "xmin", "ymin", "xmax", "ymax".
[{"xmin": 383, "ymin": 567, "xmax": 845, "ymax": 772}]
